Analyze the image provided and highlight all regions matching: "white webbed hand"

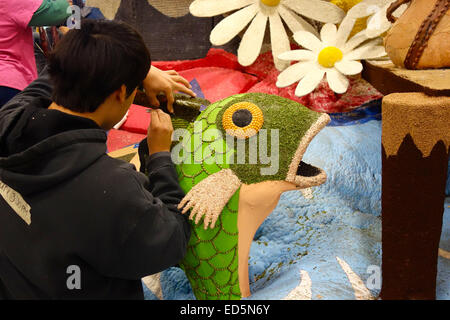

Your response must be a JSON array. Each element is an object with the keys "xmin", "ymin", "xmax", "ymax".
[{"xmin": 178, "ymin": 169, "xmax": 241, "ymax": 229}]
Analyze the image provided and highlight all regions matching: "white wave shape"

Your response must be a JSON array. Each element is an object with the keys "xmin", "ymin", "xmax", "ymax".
[
  {"xmin": 142, "ymin": 273, "xmax": 163, "ymax": 300},
  {"xmin": 439, "ymin": 248, "xmax": 450, "ymax": 260},
  {"xmin": 283, "ymin": 270, "xmax": 312, "ymax": 300},
  {"xmin": 336, "ymin": 256, "xmax": 375, "ymax": 300}
]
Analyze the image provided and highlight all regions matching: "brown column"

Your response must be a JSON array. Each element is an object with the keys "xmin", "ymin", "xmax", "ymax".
[{"xmin": 381, "ymin": 93, "xmax": 450, "ymax": 299}]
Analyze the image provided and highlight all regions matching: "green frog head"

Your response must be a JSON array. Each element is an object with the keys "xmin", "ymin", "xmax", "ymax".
[{"xmin": 173, "ymin": 92, "xmax": 329, "ymax": 189}]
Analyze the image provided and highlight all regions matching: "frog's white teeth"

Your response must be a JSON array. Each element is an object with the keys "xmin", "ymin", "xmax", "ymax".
[{"xmin": 286, "ymin": 113, "xmax": 331, "ymax": 188}]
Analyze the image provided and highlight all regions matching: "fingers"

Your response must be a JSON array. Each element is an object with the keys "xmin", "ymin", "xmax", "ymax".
[
  {"xmin": 203, "ymin": 211, "xmax": 212, "ymax": 230},
  {"xmin": 171, "ymin": 75, "xmax": 192, "ymax": 89},
  {"xmin": 144, "ymin": 67, "xmax": 196, "ymax": 112},
  {"xmin": 195, "ymin": 206, "xmax": 207, "ymax": 225},
  {"xmin": 175, "ymin": 83, "xmax": 197, "ymax": 98},
  {"xmin": 178, "ymin": 191, "xmax": 222, "ymax": 229},
  {"xmin": 147, "ymin": 108, "xmax": 173, "ymax": 154},
  {"xmin": 161, "ymin": 110, "xmax": 173, "ymax": 131},
  {"xmin": 189, "ymin": 205, "xmax": 202, "ymax": 221},
  {"xmin": 165, "ymin": 70, "xmax": 191, "ymax": 88},
  {"xmin": 178, "ymin": 196, "xmax": 191, "ymax": 212},
  {"xmin": 148, "ymin": 93, "xmax": 161, "ymax": 107},
  {"xmin": 164, "ymin": 71, "xmax": 195, "ymax": 96},
  {"xmin": 164, "ymin": 87, "xmax": 175, "ymax": 114},
  {"xmin": 150, "ymin": 109, "xmax": 161, "ymax": 127},
  {"xmin": 152, "ymin": 109, "xmax": 172, "ymax": 129},
  {"xmin": 179, "ymin": 202, "xmax": 218, "ymax": 230}
]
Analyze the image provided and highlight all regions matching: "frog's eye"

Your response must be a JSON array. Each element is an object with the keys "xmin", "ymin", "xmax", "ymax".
[{"xmin": 222, "ymin": 102, "xmax": 264, "ymax": 139}]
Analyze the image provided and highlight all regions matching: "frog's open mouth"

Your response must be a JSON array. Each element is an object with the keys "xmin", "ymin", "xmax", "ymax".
[{"xmin": 286, "ymin": 113, "xmax": 330, "ymax": 188}]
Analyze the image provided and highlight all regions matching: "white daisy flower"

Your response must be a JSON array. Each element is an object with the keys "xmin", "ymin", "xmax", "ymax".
[
  {"xmin": 347, "ymin": 0, "xmax": 409, "ymax": 38},
  {"xmin": 189, "ymin": 0, "xmax": 345, "ymax": 70},
  {"xmin": 276, "ymin": 17, "xmax": 387, "ymax": 97}
]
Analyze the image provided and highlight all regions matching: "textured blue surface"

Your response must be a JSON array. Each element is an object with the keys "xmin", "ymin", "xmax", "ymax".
[
  {"xmin": 143, "ymin": 119, "xmax": 449, "ymax": 300},
  {"xmin": 446, "ymin": 160, "xmax": 450, "ymax": 196},
  {"xmin": 437, "ymin": 198, "xmax": 450, "ymax": 300}
]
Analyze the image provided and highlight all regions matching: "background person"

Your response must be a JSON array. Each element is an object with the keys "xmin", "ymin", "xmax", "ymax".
[{"xmin": 0, "ymin": 0, "xmax": 72, "ymax": 108}]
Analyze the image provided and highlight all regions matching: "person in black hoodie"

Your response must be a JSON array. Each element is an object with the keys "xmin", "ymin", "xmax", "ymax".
[{"xmin": 0, "ymin": 19, "xmax": 195, "ymax": 299}]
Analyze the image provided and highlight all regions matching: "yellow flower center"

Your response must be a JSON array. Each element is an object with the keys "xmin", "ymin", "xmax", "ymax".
[
  {"xmin": 318, "ymin": 46, "xmax": 343, "ymax": 68},
  {"xmin": 260, "ymin": 0, "xmax": 281, "ymax": 7}
]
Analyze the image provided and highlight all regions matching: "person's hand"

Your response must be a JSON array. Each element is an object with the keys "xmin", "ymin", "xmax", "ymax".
[
  {"xmin": 147, "ymin": 109, "xmax": 174, "ymax": 155},
  {"xmin": 59, "ymin": 26, "xmax": 70, "ymax": 35},
  {"xmin": 143, "ymin": 66, "xmax": 196, "ymax": 113}
]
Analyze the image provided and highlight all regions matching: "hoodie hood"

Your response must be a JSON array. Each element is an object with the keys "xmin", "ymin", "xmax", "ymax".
[{"xmin": 0, "ymin": 98, "xmax": 107, "ymax": 196}]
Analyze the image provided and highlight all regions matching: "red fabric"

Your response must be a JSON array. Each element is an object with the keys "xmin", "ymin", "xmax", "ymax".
[
  {"xmin": 178, "ymin": 67, "xmax": 258, "ymax": 103},
  {"xmin": 120, "ymin": 104, "xmax": 152, "ymax": 135},
  {"xmin": 152, "ymin": 49, "xmax": 244, "ymax": 73},
  {"xmin": 107, "ymin": 48, "xmax": 382, "ymax": 152},
  {"xmin": 107, "ymin": 129, "xmax": 146, "ymax": 153}
]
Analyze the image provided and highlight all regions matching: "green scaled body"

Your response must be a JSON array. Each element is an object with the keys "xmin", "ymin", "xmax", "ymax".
[{"xmin": 175, "ymin": 96, "xmax": 242, "ymax": 299}]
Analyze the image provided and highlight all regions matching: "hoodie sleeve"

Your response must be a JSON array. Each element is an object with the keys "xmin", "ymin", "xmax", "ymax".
[
  {"xmin": 1, "ymin": 66, "xmax": 53, "ymax": 113},
  {"xmin": 105, "ymin": 152, "xmax": 191, "ymax": 279}
]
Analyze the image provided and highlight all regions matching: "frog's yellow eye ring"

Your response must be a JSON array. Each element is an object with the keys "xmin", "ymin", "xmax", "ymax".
[{"xmin": 222, "ymin": 102, "xmax": 264, "ymax": 139}]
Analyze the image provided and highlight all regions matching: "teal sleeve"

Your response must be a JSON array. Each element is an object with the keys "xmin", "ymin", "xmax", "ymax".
[{"xmin": 28, "ymin": 0, "xmax": 71, "ymax": 27}]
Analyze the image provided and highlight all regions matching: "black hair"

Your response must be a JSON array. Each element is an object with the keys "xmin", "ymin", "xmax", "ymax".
[{"xmin": 48, "ymin": 19, "xmax": 151, "ymax": 113}]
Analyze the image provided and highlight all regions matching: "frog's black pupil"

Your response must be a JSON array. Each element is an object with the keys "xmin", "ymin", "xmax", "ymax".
[{"xmin": 232, "ymin": 109, "xmax": 253, "ymax": 128}]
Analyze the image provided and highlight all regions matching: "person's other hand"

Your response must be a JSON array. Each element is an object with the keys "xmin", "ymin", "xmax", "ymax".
[
  {"xmin": 59, "ymin": 26, "xmax": 70, "ymax": 35},
  {"xmin": 143, "ymin": 66, "xmax": 196, "ymax": 113},
  {"xmin": 147, "ymin": 109, "xmax": 174, "ymax": 155}
]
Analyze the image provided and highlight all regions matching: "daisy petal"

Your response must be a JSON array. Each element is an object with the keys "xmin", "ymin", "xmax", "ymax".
[
  {"xmin": 335, "ymin": 15, "xmax": 357, "ymax": 48},
  {"xmin": 326, "ymin": 69, "xmax": 350, "ymax": 94},
  {"xmin": 190, "ymin": 0, "xmax": 254, "ymax": 17},
  {"xmin": 365, "ymin": 7, "xmax": 391, "ymax": 38},
  {"xmin": 347, "ymin": 0, "xmax": 382, "ymax": 18},
  {"xmin": 278, "ymin": 4, "xmax": 318, "ymax": 36},
  {"xmin": 210, "ymin": 4, "xmax": 258, "ymax": 46},
  {"xmin": 269, "ymin": 14, "xmax": 291, "ymax": 71},
  {"xmin": 278, "ymin": 49, "xmax": 316, "ymax": 61},
  {"xmin": 295, "ymin": 66, "xmax": 325, "ymax": 97},
  {"xmin": 345, "ymin": 43, "xmax": 387, "ymax": 61},
  {"xmin": 320, "ymin": 23, "xmax": 338, "ymax": 46},
  {"xmin": 284, "ymin": 0, "xmax": 345, "ymax": 24},
  {"xmin": 343, "ymin": 30, "xmax": 369, "ymax": 53},
  {"xmin": 238, "ymin": 12, "xmax": 268, "ymax": 66},
  {"xmin": 334, "ymin": 60, "xmax": 363, "ymax": 75},
  {"xmin": 276, "ymin": 61, "xmax": 311, "ymax": 88},
  {"xmin": 293, "ymin": 31, "xmax": 323, "ymax": 52}
]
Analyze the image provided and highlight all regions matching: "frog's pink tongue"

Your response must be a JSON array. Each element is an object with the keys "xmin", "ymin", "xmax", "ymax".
[{"xmin": 237, "ymin": 180, "xmax": 299, "ymax": 298}]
